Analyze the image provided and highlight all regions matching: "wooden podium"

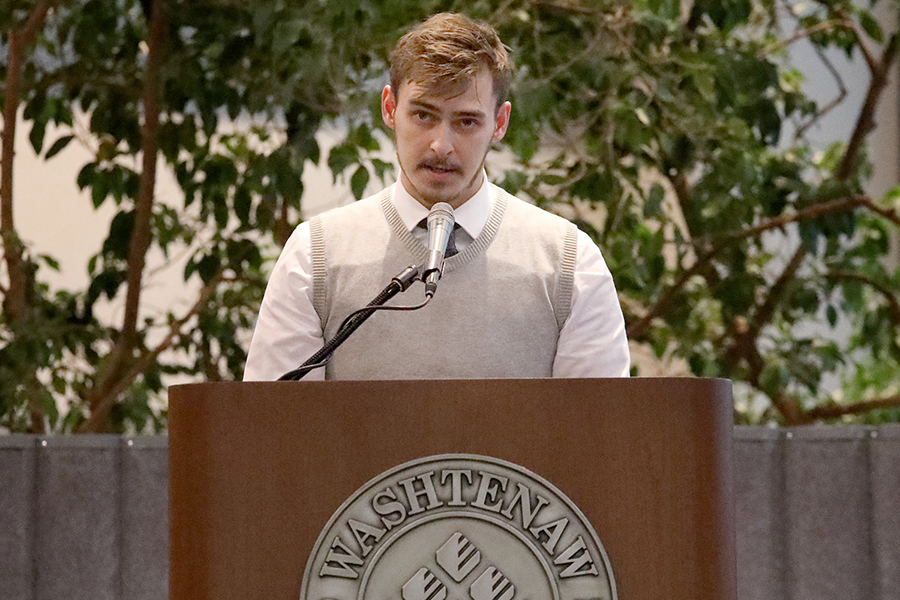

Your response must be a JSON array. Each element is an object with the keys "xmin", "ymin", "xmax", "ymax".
[{"xmin": 169, "ymin": 378, "xmax": 735, "ymax": 600}]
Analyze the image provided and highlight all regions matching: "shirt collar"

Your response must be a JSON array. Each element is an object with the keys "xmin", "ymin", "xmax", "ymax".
[{"xmin": 391, "ymin": 174, "xmax": 494, "ymax": 239}]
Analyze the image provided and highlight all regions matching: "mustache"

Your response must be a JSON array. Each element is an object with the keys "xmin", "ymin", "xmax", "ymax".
[{"xmin": 417, "ymin": 158, "xmax": 462, "ymax": 172}]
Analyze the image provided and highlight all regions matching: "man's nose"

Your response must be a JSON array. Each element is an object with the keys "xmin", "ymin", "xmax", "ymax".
[{"xmin": 429, "ymin": 122, "xmax": 454, "ymax": 155}]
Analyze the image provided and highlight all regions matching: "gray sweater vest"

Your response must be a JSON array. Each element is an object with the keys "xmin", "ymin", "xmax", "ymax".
[{"xmin": 309, "ymin": 185, "xmax": 578, "ymax": 379}]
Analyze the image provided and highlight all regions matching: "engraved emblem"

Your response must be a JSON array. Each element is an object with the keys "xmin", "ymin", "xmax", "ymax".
[
  {"xmin": 471, "ymin": 567, "xmax": 514, "ymax": 600},
  {"xmin": 406, "ymin": 532, "xmax": 513, "ymax": 600},
  {"xmin": 299, "ymin": 454, "xmax": 617, "ymax": 600},
  {"xmin": 402, "ymin": 567, "xmax": 446, "ymax": 600},
  {"xmin": 435, "ymin": 532, "xmax": 480, "ymax": 582}
]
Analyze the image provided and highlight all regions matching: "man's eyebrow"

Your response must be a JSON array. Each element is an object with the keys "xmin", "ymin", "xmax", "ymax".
[
  {"xmin": 409, "ymin": 98, "xmax": 440, "ymax": 112},
  {"xmin": 408, "ymin": 98, "xmax": 487, "ymax": 120},
  {"xmin": 453, "ymin": 109, "xmax": 487, "ymax": 119}
]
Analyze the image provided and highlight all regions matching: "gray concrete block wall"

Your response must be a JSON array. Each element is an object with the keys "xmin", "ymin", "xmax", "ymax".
[
  {"xmin": 1, "ymin": 427, "xmax": 899, "ymax": 600},
  {"xmin": 120, "ymin": 437, "xmax": 169, "ymax": 600},
  {"xmin": 37, "ymin": 436, "xmax": 121, "ymax": 600},
  {"xmin": 733, "ymin": 427, "xmax": 788, "ymax": 600},
  {"xmin": 870, "ymin": 426, "xmax": 900, "ymax": 600},
  {"xmin": 733, "ymin": 425, "xmax": 900, "ymax": 600},
  {"xmin": 0, "ymin": 435, "xmax": 37, "ymax": 600},
  {"xmin": 783, "ymin": 427, "xmax": 876, "ymax": 600},
  {"xmin": 0, "ymin": 435, "xmax": 168, "ymax": 600}
]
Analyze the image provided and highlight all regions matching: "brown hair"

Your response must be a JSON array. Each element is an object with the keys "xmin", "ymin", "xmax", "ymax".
[{"xmin": 389, "ymin": 13, "xmax": 512, "ymax": 110}]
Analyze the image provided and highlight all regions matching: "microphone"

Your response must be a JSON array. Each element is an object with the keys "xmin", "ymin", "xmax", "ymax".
[{"xmin": 422, "ymin": 202, "xmax": 455, "ymax": 297}]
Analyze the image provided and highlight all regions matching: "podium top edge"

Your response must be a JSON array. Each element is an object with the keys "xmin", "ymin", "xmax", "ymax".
[{"xmin": 171, "ymin": 377, "xmax": 732, "ymax": 389}]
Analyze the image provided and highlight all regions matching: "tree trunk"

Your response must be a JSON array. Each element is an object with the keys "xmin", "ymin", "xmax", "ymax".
[
  {"xmin": 80, "ymin": 0, "xmax": 169, "ymax": 432},
  {"xmin": 1, "ymin": 3, "xmax": 55, "ymax": 322},
  {"xmin": 1, "ymin": 3, "xmax": 58, "ymax": 433}
]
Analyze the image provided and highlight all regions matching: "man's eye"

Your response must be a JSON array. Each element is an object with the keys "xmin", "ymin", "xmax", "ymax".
[
  {"xmin": 414, "ymin": 111, "xmax": 434, "ymax": 122},
  {"xmin": 458, "ymin": 118, "xmax": 480, "ymax": 129}
]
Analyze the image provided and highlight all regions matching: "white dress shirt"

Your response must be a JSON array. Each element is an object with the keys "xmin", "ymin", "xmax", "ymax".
[{"xmin": 244, "ymin": 178, "xmax": 630, "ymax": 380}]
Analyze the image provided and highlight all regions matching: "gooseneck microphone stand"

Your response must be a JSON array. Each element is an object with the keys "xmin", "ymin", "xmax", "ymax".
[{"xmin": 278, "ymin": 265, "xmax": 427, "ymax": 380}]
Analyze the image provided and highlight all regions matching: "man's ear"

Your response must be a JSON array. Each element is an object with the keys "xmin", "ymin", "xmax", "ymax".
[
  {"xmin": 493, "ymin": 101, "xmax": 511, "ymax": 142},
  {"xmin": 381, "ymin": 85, "xmax": 397, "ymax": 129}
]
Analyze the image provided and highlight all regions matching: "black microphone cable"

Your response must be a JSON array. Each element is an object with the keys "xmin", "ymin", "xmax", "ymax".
[{"xmin": 278, "ymin": 265, "xmax": 430, "ymax": 380}]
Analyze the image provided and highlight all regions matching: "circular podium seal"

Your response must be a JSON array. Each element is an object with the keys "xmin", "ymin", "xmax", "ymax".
[{"xmin": 300, "ymin": 454, "xmax": 616, "ymax": 600}]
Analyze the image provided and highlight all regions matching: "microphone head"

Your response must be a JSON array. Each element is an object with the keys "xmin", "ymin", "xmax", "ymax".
[
  {"xmin": 422, "ymin": 202, "xmax": 456, "ymax": 296},
  {"xmin": 427, "ymin": 202, "xmax": 455, "ymax": 227}
]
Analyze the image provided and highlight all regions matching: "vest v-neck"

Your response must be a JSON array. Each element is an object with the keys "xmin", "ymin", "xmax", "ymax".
[{"xmin": 380, "ymin": 188, "xmax": 508, "ymax": 273}]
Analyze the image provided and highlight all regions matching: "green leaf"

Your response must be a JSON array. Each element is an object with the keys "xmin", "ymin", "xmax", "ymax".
[
  {"xmin": 77, "ymin": 163, "xmax": 96, "ymax": 190},
  {"xmin": 643, "ymin": 0, "xmax": 680, "ymax": 21},
  {"xmin": 327, "ymin": 143, "xmax": 359, "ymax": 178},
  {"xmin": 38, "ymin": 254, "xmax": 61, "ymax": 271},
  {"xmin": 504, "ymin": 125, "xmax": 540, "ymax": 162},
  {"xmin": 759, "ymin": 361, "xmax": 790, "ymax": 397},
  {"xmin": 859, "ymin": 11, "xmax": 883, "ymax": 43},
  {"xmin": 45, "ymin": 135, "xmax": 75, "ymax": 159},
  {"xmin": 572, "ymin": 171, "xmax": 614, "ymax": 202},
  {"xmin": 350, "ymin": 165, "xmax": 370, "ymax": 200},
  {"xmin": 646, "ymin": 183, "xmax": 666, "ymax": 218},
  {"xmin": 214, "ymin": 195, "xmax": 230, "ymax": 229},
  {"xmin": 39, "ymin": 389, "xmax": 59, "ymax": 427},
  {"xmin": 272, "ymin": 19, "xmax": 306, "ymax": 55},
  {"xmin": 799, "ymin": 222, "xmax": 821, "ymax": 255},
  {"xmin": 29, "ymin": 119, "xmax": 48, "ymax": 154},
  {"xmin": 499, "ymin": 169, "xmax": 527, "ymax": 195},
  {"xmin": 350, "ymin": 125, "xmax": 380, "ymax": 152},
  {"xmin": 371, "ymin": 158, "xmax": 394, "ymax": 182},
  {"xmin": 105, "ymin": 211, "xmax": 135, "ymax": 259},
  {"xmin": 91, "ymin": 175, "xmax": 109, "ymax": 208},
  {"xmin": 226, "ymin": 239, "xmax": 262, "ymax": 272},
  {"xmin": 826, "ymin": 304, "xmax": 838, "ymax": 328},
  {"xmin": 234, "ymin": 187, "xmax": 252, "ymax": 225},
  {"xmin": 692, "ymin": 71, "xmax": 716, "ymax": 103},
  {"xmin": 195, "ymin": 254, "xmax": 220, "ymax": 284},
  {"xmin": 90, "ymin": 269, "xmax": 126, "ymax": 301}
]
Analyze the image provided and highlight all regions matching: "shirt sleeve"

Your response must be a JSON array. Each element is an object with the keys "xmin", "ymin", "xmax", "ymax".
[
  {"xmin": 552, "ymin": 230, "xmax": 631, "ymax": 378},
  {"xmin": 243, "ymin": 222, "xmax": 326, "ymax": 381}
]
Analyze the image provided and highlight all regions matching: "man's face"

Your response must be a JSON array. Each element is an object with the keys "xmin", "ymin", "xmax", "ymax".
[{"xmin": 381, "ymin": 69, "xmax": 511, "ymax": 209}]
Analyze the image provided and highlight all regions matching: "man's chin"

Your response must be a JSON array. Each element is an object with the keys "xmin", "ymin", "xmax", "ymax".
[
  {"xmin": 413, "ymin": 180, "xmax": 462, "ymax": 205},
  {"xmin": 402, "ymin": 168, "xmax": 480, "ymax": 207}
]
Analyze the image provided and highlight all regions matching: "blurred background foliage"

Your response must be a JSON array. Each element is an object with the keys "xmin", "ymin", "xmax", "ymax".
[{"xmin": 1, "ymin": 0, "xmax": 899, "ymax": 432}]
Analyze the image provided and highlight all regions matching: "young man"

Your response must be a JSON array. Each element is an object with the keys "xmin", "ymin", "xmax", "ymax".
[{"xmin": 243, "ymin": 13, "xmax": 630, "ymax": 380}]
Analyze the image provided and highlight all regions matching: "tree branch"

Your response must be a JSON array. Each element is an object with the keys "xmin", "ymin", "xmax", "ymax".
[
  {"xmin": 28, "ymin": 71, "xmax": 143, "ymax": 101},
  {"xmin": 725, "ymin": 246, "xmax": 807, "ymax": 377},
  {"xmin": 863, "ymin": 196, "xmax": 900, "ymax": 226},
  {"xmin": 729, "ymin": 247, "xmax": 809, "ymax": 426},
  {"xmin": 836, "ymin": 32, "xmax": 900, "ymax": 181},
  {"xmin": 707, "ymin": 195, "xmax": 871, "ymax": 245},
  {"xmin": 829, "ymin": 6, "xmax": 878, "ymax": 73},
  {"xmin": 527, "ymin": 0, "xmax": 599, "ymax": 17},
  {"xmin": 78, "ymin": 274, "xmax": 220, "ymax": 433},
  {"xmin": 807, "ymin": 396, "xmax": 900, "ymax": 420},
  {"xmin": 627, "ymin": 246, "xmax": 716, "ymax": 339},
  {"xmin": 826, "ymin": 269, "xmax": 900, "ymax": 323},
  {"xmin": 795, "ymin": 41, "xmax": 848, "ymax": 140},
  {"xmin": 772, "ymin": 389, "xmax": 809, "ymax": 425},
  {"xmin": 15, "ymin": 0, "xmax": 55, "ymax": 46},
  {"xmin": 760, "ymin": 20, "xmax": 848, "ymax": 57},
  {"xmin": 629, "ymin": 192, "xmax": 888, "ymax": 338}
]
